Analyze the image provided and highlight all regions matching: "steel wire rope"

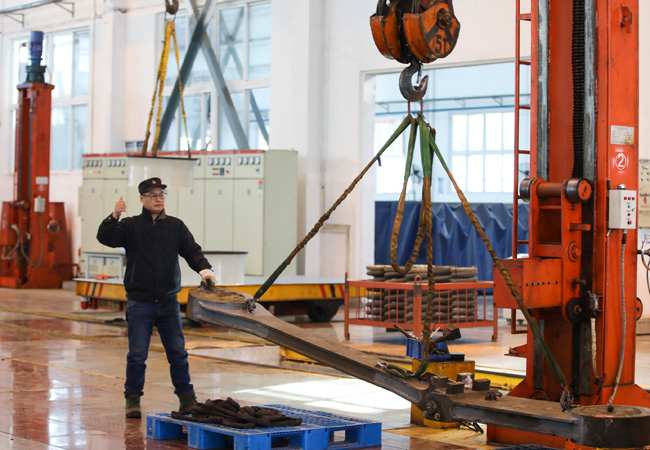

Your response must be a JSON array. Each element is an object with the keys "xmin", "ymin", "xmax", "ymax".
[
  {"xmin": 0, "ymin": 225, "xmax": 20, "ymax": 261},
  {"xmin": 1, "ymin": 219, "xmax": 44, "ymax": 268},
  {"xmin": 19, "ymin": 213, "xmax": 44, "ymax": 268}
]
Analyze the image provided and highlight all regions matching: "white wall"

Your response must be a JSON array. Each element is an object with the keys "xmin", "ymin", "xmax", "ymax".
[{"xmin": 1, "ymin": 0, "xmax": 649, "ymax": 311}]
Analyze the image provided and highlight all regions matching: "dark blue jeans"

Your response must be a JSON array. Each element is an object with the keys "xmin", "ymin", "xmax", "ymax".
[{"xmin": 124, "ymin": 298, "xmax": 194, "ymax": 397}]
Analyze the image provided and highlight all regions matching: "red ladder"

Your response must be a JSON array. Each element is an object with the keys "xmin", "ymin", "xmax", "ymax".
[{"xmin": 510, "ymin": 0, "xmax": 531, "ymax": 334}]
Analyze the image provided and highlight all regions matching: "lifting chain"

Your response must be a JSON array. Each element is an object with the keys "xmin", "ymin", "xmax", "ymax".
[{"xmin": 165, "ymin": 0, "xmax": 179, "ymax": 15}]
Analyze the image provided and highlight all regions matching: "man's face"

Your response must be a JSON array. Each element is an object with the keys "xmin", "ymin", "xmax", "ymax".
[{"xmin": 140, "ymin": 187, "xmax": 165, "ymax": 213}]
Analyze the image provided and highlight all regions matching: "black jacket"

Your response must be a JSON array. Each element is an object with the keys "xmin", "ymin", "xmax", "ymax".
[{"xmin": 97, "ymin": 208, "xmax": 211, "ymax": 302}]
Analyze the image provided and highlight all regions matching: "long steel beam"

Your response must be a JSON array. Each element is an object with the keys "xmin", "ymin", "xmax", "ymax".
[{"xmin": 186, "ymin": 288, "xmax": 650, "ymax": 449}]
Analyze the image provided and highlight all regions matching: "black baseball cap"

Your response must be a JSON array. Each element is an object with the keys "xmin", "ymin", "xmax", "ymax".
[{"xmin": 138, "ymin": 177, "xmax": 168, "ymax": 194}]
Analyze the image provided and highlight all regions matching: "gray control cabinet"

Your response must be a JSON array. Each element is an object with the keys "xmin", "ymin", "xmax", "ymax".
[{"xmin": 78, "ymin": 150, "xmax": 298, "ymax": 277}]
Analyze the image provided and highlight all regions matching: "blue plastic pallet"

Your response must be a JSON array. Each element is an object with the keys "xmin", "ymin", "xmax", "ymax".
[{"xmin": 147, "ymin": 404, "xmax": 382, "ymax": 450}]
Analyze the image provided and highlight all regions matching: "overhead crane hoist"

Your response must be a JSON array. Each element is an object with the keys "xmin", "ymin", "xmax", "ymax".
[
  {"xmin": 370, "ymin": 0, "xmax": 460, "ymax": 102},
  {"xmin": 185, "ymin": 0, "xmax": 650, "ymax": 448},
  {"xmin": 0, "ymin": 31, "xmax": 72, "ymax": 289}
]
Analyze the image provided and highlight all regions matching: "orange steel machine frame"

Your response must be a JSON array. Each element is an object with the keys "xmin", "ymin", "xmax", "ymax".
[
  {"xmin": 491, "ymin": 0, "xmax": 650, "ymax": 448},
  {"xmin": 0, "ymin": 31, "xmax": 71, "ymax": 289}
]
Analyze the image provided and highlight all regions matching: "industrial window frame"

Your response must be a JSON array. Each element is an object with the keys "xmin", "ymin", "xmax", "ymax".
[
  {"xmin": 372, "ymin": 61, "xmax": 531, "ymax": 203},
  {"xmin": 158, "ymin": 0, "xmax": 271, "ymax": 152},
  {"xmin": 449, "ymin": 108, "xmax": 518, "ymax": 195},
  {"xmin": 9, "ymin": 28, "xmax": 90, "ymax": 172}
]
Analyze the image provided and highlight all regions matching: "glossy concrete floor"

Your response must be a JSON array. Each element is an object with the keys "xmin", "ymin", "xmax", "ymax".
[{"xmin": 0, "ymin": 287, "xmax": 649, "ymax": 450}]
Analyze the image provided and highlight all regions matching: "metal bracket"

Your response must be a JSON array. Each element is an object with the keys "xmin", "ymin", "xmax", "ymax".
[
  {"xmin": 0, "ymin": 0, "xmax": 74, "ymax": 27},
  {"xmin": 53, "ymin": 1, "xmax": 73, "ymax": 17},
  {"xmin": 1, "ymin": 12, "xmax": 24, "ymax": 25}
]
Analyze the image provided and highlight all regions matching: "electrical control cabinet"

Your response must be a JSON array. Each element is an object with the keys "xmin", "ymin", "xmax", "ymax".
[
  {"xmin": 79, "ymin": 178, "xmax": 105, "ymax": 254},
  {"xmin": 234, "ymin": 154, "xmax": 264, "ymax": 179},
  {"xmin": 205, "ymin": 153, "xmax": 235, "ymax": 251},
  {"xmin": 103, "ymin": 155, "xmax": 128, "ymax": 247},
  {"xmin": 609, "ymin": 190, "xmax": 637, "ymax": 229},
  {"xmin": 80, "ymin": 157, "xmax": 106, "ymax": 254},
  {"xmin": 79, "ymin": 150, "xmax": 297, "ymax": 278},
  {"xmin": 104, "ymin": 156, "xmax": 128, "ymax": 179},
  {"xmin": 233, "ymin": 178, "xmax": 265, "ymax": 274},
  {"xmin": 82, "ymin": 156, "xmax": 105, "ymax": 179},
  {"xmin": 232, "ymin": 150, "xmax": 297, "ymax": 276},
  {"xmin": 179, "ymin": 156, "xmax": 206, "ymax": 247}
]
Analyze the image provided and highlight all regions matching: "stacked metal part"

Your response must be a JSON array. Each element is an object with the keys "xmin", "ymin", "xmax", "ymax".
[{"xmin": 363, "ymin": 265, "xmax": 479, "ymax": 324}]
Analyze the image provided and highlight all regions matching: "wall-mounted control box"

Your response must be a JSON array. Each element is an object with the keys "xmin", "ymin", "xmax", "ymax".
[{"xmin": 609, "ymin": 189, "xmax": 637, "ymax": 229}]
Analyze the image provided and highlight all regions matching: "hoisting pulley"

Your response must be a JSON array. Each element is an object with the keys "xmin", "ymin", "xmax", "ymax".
[{"xmin": 370, "ymin": 0, "xmax": 460, "ymax": 101}]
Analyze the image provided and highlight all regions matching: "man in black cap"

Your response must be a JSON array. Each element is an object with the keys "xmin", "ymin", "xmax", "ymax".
[{"xmin": 97, "ymin": 177, "xmax": 216, "ymax": 419}]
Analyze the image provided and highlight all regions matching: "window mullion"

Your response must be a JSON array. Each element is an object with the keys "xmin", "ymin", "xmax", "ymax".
[
  {"xmin": 483, "ymin": 113, "xmax": 487, "ymax": 192},
  {"xmin": 243, "ymin": 3, "xmax": 249, "ymax": 81},
  {"xmin": 71, "ymin": 32, "xmax": 77, "ymax": 97},
  {"xmin": 68, "ymin": 105, "xmax": 74, "ymax": 169},
  {"xmin": 244, "ymin": 89, "xmax": 250, "ymax": 141}
]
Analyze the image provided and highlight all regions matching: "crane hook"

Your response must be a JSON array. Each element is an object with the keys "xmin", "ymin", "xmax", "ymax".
[
  {"xmin": 399, "ymin": 58, "xmax": 429, "ymax": 102},
  {"xmin": 165, "ymin": 0, "xmax": 179, "ymax": 15}
]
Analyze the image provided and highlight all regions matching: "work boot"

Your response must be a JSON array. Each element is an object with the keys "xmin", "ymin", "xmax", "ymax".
[
  {"xmin": 125, "ymin": 394, "xmax": 142, "ymax": 419},
  {"xmin": 178, "ymin": 393, "xmax": 197, "ymax": 412}
]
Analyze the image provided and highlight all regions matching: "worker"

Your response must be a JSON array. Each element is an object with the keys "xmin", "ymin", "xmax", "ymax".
[{"xmin": 96, "ymin": 177, "xmax": 217, "ymax": 419}]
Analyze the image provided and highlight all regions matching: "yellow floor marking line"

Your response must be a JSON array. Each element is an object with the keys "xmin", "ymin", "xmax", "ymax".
[
  {"xmin": 0, "ymin": 323, "xmax": 224, "ymax": 363},
  {"xmin": 0, "ymin": 384, "xmax": 112, "ymax": 394},
  {"xmin": 0, "ymin": 305, "xmax": 268, "ymax": 344},
  {"xmin": 2, "ymin": 358, "xmax": 124, "ymax": 380},
  {"xmin": 0, "ymin": 306, "xmax": 107, "ymax": 323},
  {"xmin": 0, "ymin": 322, "xmax": 125, "ymax": 346}
]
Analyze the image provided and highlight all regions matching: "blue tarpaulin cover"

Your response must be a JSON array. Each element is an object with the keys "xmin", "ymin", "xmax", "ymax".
[{"xmin": 374, "ymin": 202, "xmax": 529, "ymax": 282}]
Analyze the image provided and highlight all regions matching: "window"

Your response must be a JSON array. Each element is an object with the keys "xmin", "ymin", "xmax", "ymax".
[
  {"xmin": 160, "ymin": 1, "xmax": 271, "ymax": 151},
  {"xmin": 11, "ymin": 29, "xmax": 90, "ymax": 171},
  {"xmin": 373, "ymin": 62, "xmax": 531, "ymax": 202},
  {"xmin": 50, "ymin": 30, "xmax": 90, "ymax": 170},
  {"xmin": 451, "ymin": 111, "xmax": 515, "ymax": 193}
]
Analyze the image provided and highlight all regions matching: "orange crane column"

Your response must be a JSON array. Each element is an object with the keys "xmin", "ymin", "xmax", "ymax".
[{"xmin": 0, "ymin": 31, "xmax": 71, "ymax": 288}]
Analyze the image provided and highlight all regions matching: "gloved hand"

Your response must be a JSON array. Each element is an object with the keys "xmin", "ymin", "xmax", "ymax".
[
  {"xmin": 199, "ymin": 269, "xmax": 217, "ymax": 288},
  {"xmin": 113, "ymin": 196, "xmax": 126, "ymax": 219}
]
